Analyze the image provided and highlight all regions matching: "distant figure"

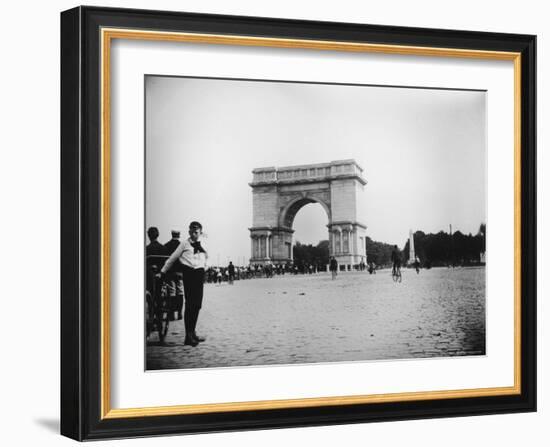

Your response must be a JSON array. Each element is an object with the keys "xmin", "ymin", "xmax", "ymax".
[
  {"xmin": 368, "ymin": 261, "xmax": 376, "ymax": 275},
  {"xmin": 414, "ymin": 255, "xmax": 420, "ymax": 274},
  {"xmin": 391, "ymin": 245, "xmax": 401, "ymax": 277},
  {"xmin": 164, "ymin": 230, "xmax": 183, "ymax": 320},
  {"xmin": 164, "ymin": 230, "xmax": 181, "ymax": 253},
  {"xmin": 158, "ymin": 221, "xmax": 208, "ymax": 347},
  {"xmin": 227, "ymin": 261, "xmax": 235, "ymax": 285},
  {"xmin": 146, "ymin": 227, "xmax": 166, "ymax": 296},
  {"xmin": 329, "ymin": 257, "xmax": 338, "ymax": 280},
  {"xmin": 146, "ymin": 226, "xmax": 165, "ymax": 256}
]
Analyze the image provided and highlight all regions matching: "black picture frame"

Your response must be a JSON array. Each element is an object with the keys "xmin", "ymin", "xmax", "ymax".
[{"xmin": 61, "ymin": 5, "xmax": 536, "ymax": 441}]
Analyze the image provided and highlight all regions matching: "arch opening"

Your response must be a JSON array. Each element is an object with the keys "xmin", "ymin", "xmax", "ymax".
[
  {"xmin": 282, "ymin": 197, "xmax": 330, "ymax": 230},
  {"xmin": 292, "ymin": 202, "xmax": 330, "ymax": 271},
  {"xmin": 292, "ymin": 201, "xmax": 330, "ymax": 245}
]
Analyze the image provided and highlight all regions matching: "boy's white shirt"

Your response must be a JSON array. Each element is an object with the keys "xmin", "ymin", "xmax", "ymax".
[{"xmin": 161, "ymin": 237, "xmax": 208, "ymax": 273}]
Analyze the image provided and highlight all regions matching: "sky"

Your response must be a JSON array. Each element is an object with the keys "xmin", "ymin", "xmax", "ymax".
[{"xmin": 145, "ymin": 76, "xmax": 486, "ymax": 265}]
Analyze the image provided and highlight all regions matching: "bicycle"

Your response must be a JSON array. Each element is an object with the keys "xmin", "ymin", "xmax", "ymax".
[
  {"xmin": 146, "ymin": 268, "xmax": 171, "ymax": 343},
  {"xmin": 392, "ymin": 265, "xmax": 402, "ymax": 283}
]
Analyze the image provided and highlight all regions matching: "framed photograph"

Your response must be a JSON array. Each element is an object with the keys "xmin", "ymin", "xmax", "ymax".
[{"xmin": 61, "ymin": 6, "xmax": 536, "ymax": 441}]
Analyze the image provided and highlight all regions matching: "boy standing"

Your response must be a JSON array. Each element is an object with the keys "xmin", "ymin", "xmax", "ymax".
[{"xmin": 159, "ymin": 221, "xmax": 208, "ymax": 347}]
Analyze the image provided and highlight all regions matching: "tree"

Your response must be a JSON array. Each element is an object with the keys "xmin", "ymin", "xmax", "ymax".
[
  {"xmin": 477, "ymin": 223, "xmax": 486, "ymax": 254},
  {"xmin": 293, "ymin": 240, "xmax": 329, "ymax": 268},
  {"xmin": 365, "ymin": 237, "xmax": 395, "ymax": 266},
  {"xmin": 402, "ymin": 225, "xmax": 486, "ymax": 267}
]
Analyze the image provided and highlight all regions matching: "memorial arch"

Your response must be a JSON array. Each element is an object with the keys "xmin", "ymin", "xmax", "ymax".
[{"xmin": 249, "ymin": 159, "xmax": 367, "ymax": 270}]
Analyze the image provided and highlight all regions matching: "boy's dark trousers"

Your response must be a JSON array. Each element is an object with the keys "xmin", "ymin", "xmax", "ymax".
[
  {"xmin": 175, "ymin": 274, "xmax": 184, "ymax": 319},
  {"xmin": 182, "ymin": 265, "xmax": 205, "ymax": 336}
]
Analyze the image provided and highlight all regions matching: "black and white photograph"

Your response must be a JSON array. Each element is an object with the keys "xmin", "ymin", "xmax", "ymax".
[
  {"xmin": 54, "ymin": 3, "xmax": 538, "ymax": 442},
  {"xmin": 144, "ymin": 75, "xmax": 487, "ymax": 371}
]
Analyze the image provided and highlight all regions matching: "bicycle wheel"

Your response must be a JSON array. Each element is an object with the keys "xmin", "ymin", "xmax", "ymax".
[
  {"xmin": 145, "ymin": 292, "xmax": 152, "ymax": 338},
  {"xmin": 156, "ymin": 297, "xmax": 170, "ymax": 343},
  {"xmin": 158, "ymin": 313, "xmax": 169, "ymax": 343},
  {"xmin": 145, "ymin": 303, "xmax": 152, "ymax": 338}
]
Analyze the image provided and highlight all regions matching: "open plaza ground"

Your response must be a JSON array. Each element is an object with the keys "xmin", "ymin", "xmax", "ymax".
[{"xmin": 146, "ymin": 266, "xmax": 485, "ymax": 370}]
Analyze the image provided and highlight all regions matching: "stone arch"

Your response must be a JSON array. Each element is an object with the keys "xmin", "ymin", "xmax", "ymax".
[
  {"xmin": 249, "ymin": 160, "xmax": 368, "ymax": 269},
  {"xmin": 279, "ymin": 196, "xmax": 331, "ymax": 229}
]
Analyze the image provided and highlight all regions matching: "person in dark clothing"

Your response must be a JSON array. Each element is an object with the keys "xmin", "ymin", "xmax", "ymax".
[
  {"xmin": 391, "ymin": 245, "xmax": 401, "ymax": 276},
  {"xmin": 146, "ymin": 227, "xmax": 166, "ymax": 296},
  {"xmin": 329, "ymin": 256, "xmax": 338, "ymax": 280},
  {"xmin": 163, "ymin": 230, "xmax": 181, "ymax": 255},
  {"xmin": 414, "ymin": 255, "xmax": 421, "ymax": 274},
  {"xmin": 159, "ymin": 221, "xmax": 208, "ymax": 347},
  {"xmin": 146, "ymin": 226, "xmax": 165, "ymax": 256},
  {"xmin": 164, "ymin": 230, "xmax": 183, "ymax": 320},
  {"xmin": 368, "ymin": 262, "xmax": 376, "ymax": 274},
  {"xmin": 227, "ymin": 261, "xmax": 235, "ymax": 285}
]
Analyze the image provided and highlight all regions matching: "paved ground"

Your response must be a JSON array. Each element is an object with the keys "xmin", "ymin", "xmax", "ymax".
[{"xmin": 146, "ymin": 266, "xmax": 485, "ymax": 370}]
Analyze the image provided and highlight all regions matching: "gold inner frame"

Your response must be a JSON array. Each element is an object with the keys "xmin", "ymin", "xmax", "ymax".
[{"xmin": 100, "ymin": 27, "xmax": 522, "ymax": 419}]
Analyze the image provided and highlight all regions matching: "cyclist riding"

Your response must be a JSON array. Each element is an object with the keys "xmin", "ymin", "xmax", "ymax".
[
  {"xmin": 414, "ymin": 255, "xmax": 420, "ymax": 274},
  {"xmin": 391, "ymin": 245, "xmax": 401, "ymax": 278}
]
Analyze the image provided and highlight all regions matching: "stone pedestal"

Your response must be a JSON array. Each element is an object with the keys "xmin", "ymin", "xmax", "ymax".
[
  {"xmin": 328, "ymin": 222, "xmax": 367, "ymax": 269},
  {"xmin": 249, "ymin": 227, "xmax": 294, "ymax": 264}
]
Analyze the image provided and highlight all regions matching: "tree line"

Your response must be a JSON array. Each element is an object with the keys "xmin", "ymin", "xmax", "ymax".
[
  {"xmin": 402, "ymin": 224, "xmax": 486, "ymax": 267},
  {"xmin": 294, "ymin": 223, "xmax": 486, "ymax": 268},
  {"xmin": 293, "ymin": 240, "xmax": 330, "ymax": 268}
]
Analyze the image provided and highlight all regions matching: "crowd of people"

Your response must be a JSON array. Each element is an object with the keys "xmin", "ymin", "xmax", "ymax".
[
  {"xmin": 145, "ymin": 223, "xmax": 418, "ymax": 346},
  {"xmin": 204, "ymin": 261, "xmax": 330, "ymax": 284},
  {"xmin": 146, "ymin": 222, "xmax": 208, "ymax": 347},
  {"xmin": 147, "ymin": 225, "xmax": 393, "ymax": 292}
]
